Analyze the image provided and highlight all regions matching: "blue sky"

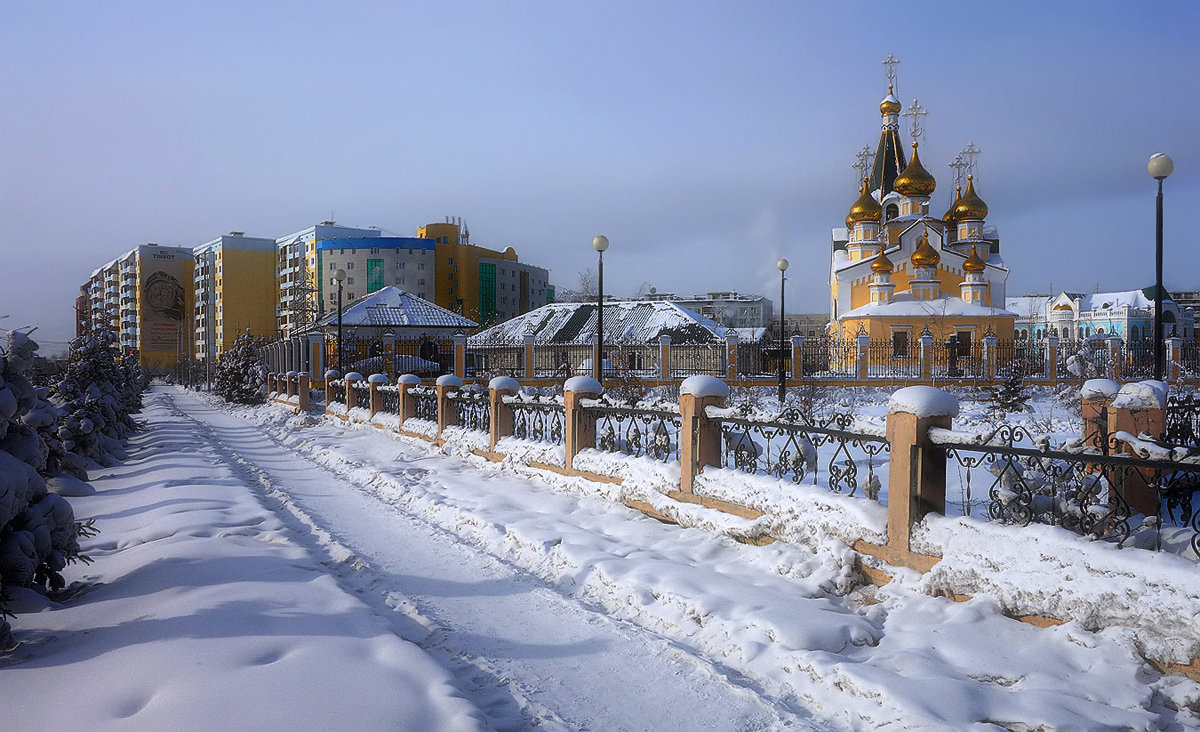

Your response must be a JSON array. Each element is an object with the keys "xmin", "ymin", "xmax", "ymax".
[{"xmin": 2, "ymin": 1, "xmax": 1197, "ymax": 349}]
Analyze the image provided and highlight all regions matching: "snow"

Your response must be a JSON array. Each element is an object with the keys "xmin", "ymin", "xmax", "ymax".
[
  {"xmin": 436, "ymin": 374, "xmax": 463, "ymax": 388},
  {"xmin": 1081, "ymin": 378, "xmax": 1120, "ymax": 399},
  {"xmin": 323, "ymin": 369, "xmax": 340, "ymax": 380},
  {"xmin": 397, "ymin": 373, "xmax": 421, "ymax": 386},
  {"xmin": 344, "ymin": 371, "xmax": 364, "ymax": 382},
  {"xmin": 488, "ymin": 376, "xmax": 519, "ymax": 393},
  {"xmin": 887, "ymin": 385, "xmax": 959, "ymax": 418},
  {"xmin": 679, "ymin": 374, "xmax": 730, "ymax": 399},
  {"xmin": 367, "ymin": 373, "xmax": 389, "ymax": 384},
  {"xmin": 842, "ymin": 292, "xmax": 1016, "ymax": 319},
  {"xmin": 563, "ymin": 375, "xmax": 603, "ymax": 395},
  {"xmin": 1111, "ymin": 379, "xmax": 1167, "ymax": 410}
]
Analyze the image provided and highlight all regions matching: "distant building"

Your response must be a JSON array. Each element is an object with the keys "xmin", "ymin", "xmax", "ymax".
[
  {"xmin": 638, "ymin": 290, "xmax": 773, "ymax": 328},
  {"xmin": 276, "ymin": 222, "xmax": 382, "ymax": 337},
  {"xmin": 784, "ymin": 313, "xmax": 830, "ymax": 337},
  {"xmin": 1007, "ymin": 288, "xmax": 1195, "ymax": 342},
  {"xmin": 193, "ymin": 233, "xmax": 277, "ymax": 361},
  {"xmin": 315, "ymin": 237, "xmax": 437, "ymax": 312}
]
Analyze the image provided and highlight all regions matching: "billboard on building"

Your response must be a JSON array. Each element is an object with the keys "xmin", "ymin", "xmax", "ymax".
[{"xmin": 139, "ymin": 247, "xmax": 190, "ymax": 355}]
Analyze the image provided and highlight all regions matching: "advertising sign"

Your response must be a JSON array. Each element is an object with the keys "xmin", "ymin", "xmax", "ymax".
[{"xmin": 140, "ymin": 247, "xmax": 190, "ymax": 353}]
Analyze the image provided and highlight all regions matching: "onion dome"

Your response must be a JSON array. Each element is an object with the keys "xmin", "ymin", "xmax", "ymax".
[
  {"xmin": 963, "ymin": 246, "xmax": 986, "ymax": 273},
  {"xmin": 894, "ymin": 142, "xmax": 937, "ymax": 198},
  {"xmin": 953, "ymin": 175, "xmax": 989, "ymax": 220},
  {"xmin": 911, "ymin": 232, "xmax": 941, "ymax": 267},
  {"xmin": 870, "ymin": 248, "xmax": 894, "ymax": 274},
  {"xmin": 943, "ymin": 186, "xmax": 962, "ymax": 225},
  {"xmin": 846, "ymin": 180, "xmax": 882, "ymax": 225},
  {"xmin": 880, "ymin": 85, "xmax": 901, "ymax": 115}
]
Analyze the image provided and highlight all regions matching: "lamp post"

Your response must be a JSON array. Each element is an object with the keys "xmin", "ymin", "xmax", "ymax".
[
  {"xmin": 592, "ymin": 235, "xmax": 609, "ymax": 381},
  {"xmin": 333, "ymin": 268, "xmax": 346, "ymax": 372},
  {"xmin": 1148, "ymin": 153, "xmax": 1173, "ymax": 381},
  {"xmin": 777, "ymin": 258, "xmax": 789, "ymax": 403}
]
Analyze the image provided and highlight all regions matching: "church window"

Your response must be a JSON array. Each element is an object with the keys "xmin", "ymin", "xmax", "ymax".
[{"xmin": 891, "ymin": 329, "xmax": 910, "ymax": 358}]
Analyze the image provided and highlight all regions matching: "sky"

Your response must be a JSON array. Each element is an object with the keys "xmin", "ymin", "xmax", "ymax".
[{"xmin": 2, "ymin": 1, "xmax": 1198, "ymax": 352}]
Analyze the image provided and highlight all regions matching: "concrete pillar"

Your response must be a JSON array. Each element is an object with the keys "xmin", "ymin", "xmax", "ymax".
[
  {"xmin": 436, "ymin": 374, "xmax": 462, "ymax": 439},
  {"xmin": 368, "ymin": 373, "xmax": 388, "ymax": 419},
  {"xmin": 396, "ymin": 374, "xmax": 421, "ymax": 430},
  {"xmin": 659, "ymin": 335, "xmax": 671, "ymax": 380},
  {"xmin": 1107, "ymin": 336, "xmax": 1122, "ymax": 381},
  {"xmin": 453, "ymin": 334, "xmax": 467, "ymax": 379},
  {"xmin": 308, "ymin": 334, "xmax": 325, "ymax": 377},
  {"xmin": 563, "ymin": 376, "xmax": 603, "ymax": 471},
  {"xmin": 344, "ymin": 371, "xmax": 364, "ymax": 415},
  {"xmin": 1080, "ymin": 379, "xmax": 1118, "ymax": 453},
  {"xmin": 855, "ymin": 333, "xmax": 870, "ymax": 380},
  {"xmin": 523, "ymin": 333, "xmax": 536, "ymax": 380},
  {"xmin": 382, "ymin": 332, "xmax": 396, "ymax": 378},
  {"xmin": 298, "ymin": 372, "xmax": 311, "ymax": 412},
  {"xmin": 1167, "ymin": 337, "xmax": 1182, "ymax": 382},
  {"xmin": 1107, "ymin": 381, "xmax": 1166, "ymax": 516},
  {"xmin": 920, "ymin": 332, "xmax": 933, "ymax": 380},
  {"xmin": 324, "ymin": 370, "xmax": 340, "ymax": 416},
  {"xmin": 678, "ymin": 375, "xmax": 728, "ymax": 494},
  {"xmin": 791, "ymin": 334, "xmax": 804, "ymax": 379},
  {"xmin": 724, "ymin": 332, "xmax": 738, "ymax": 380},
  {"xmin": 1046, "ymin": 336, "xmax": 1059, "ymax": 381},
  {"xmin": 984, "ymin": 335, "xmax": 998, "ymax": 381},
  {"xmin": 286, "ymin": 370, "xmax": 298, "ymax": 398},
  {"xmin": 488, "ymin": 376, "xmax": 519, "ymax": 453},
  {"xmin": 885, "ymin": 386, "xmax": 956, "ymax": 554}
]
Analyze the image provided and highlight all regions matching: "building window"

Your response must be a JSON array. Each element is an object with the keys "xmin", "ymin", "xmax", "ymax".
[
  {"xmin": 417, "ymin": 263, "xmax": 425, "ymax": 271},
  {"xmin": 397, "ymin": 262, "xmax": 406, "ymax": 269},
  {"xmin": 370, "ymin": 248, "xmax": 380, "ymax": 255},
  {"xmin": 891, "ymin": 329, "xmax": 909, "ymax": 358},
  {"xmin": 347, "ymin": 277, "xmax": 354, "ymax": 285},
  {"xmin": 346, "ymin": 262, "xmax": 354, "ymax": 269},
  {"xmin": 329, "ymin": 263, "xmax": 336, "ymax": 270}
]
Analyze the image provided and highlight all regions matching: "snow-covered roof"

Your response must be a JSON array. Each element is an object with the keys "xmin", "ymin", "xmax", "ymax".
[
  {"xmin": 843, "ymin": 293, "xmax": 1015, "ymax": 319},
  {"xmin": 314, "ymin": 286, "xmax": 476, "ymax": 329},
  {"xmin": 1077, "ymin": 289, "xmax": 1155, "ymax": 312},
  {"xmin": 1005, "ymin": 295, "xmax": 1050, "ymax": 319},
  {"xmin": 731, "ymin": 327, "xmax": 768, "ymax": 343},
  {"xmin": 469, "ymin": 300, "xmax": 725, "ymax": 346}
]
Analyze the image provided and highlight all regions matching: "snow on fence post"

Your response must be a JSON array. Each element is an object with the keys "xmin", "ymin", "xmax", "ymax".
[
  {"xmin": 678, "ymin": 375, "xmax": 728, "ymax": 494},
  {"xmin": 1080, "ymin": 379, "xmax": 1118, "ymax": 454},
  {"xmin": 855, "ymin": 332, "xmax": 870, "ymax": 380},
  {"xmin": 885, "ymin": 386, "xmax": 955, "ymax": 557},
  {"xmin": 1167, "ymin": 337, "xmax": 1182, "ymax": 382},
  {"xmin": 563, "ymin": 376, "xmax": 603, "ymax": 471},
  {"xmin": 436, "ymin": 374, "xmax": 462, "ymax": 440},
  {"xmin": 920, "ymin": 330, "xmax": 933, "ymax": 380},
  {"xmin": 983, "ymin": 335, "xmax": 997, "ymax": 381},
  {"xmin": 488, "ymin": 376, "xmax": 519, "ymax": 453},
  {"xmin": 1107, "ymin": 381, "xmax": 1167, "ymax": 515},
  {"xmin": 298, "ymin": 372, "xmax": 311, "ymax": 412},
  {"xmin": 324, "ymin": 370, "xmax": 340, "ymax": 416},
  {"xmin": 724, "ymin": 331, "xmax": 738, "ymax": 380},
  {"xmin": 397, "ymin": 374, "xmax": 421, "ymax": 430},
  {"xmin": 368, "ymin": 373, "xmax": 388, "ymax": 419},
  {"xmin": 286, "ymin": 370, "xmax": 298, "ymax": 399},
  {"xmin": 266, "ymin": 373, "xmax": 275, "ymax": 394},
  {"xmin": 453, "ymin": 334, "xmax": 467, "ymax": 379},
  {"xmin": 791, "ymin": 334, "xmax": 804, "ymax": 379},
  {"xmin": 1045, "ymin": 336, "xmax": 1059, "ymax": 381},
  {"xmin": 523, "ymin": 334, "xmax": 536, "ymax": 380},
  {"xmin": 344, "ymin": 372, "xmax": 364, "ymax": 416},
  {"xmin": 659, "ymin": 335, "xmax": 671, "ymax": 380},
  {"xmin": 1108, "ymin": 336, "xmax": 1122, "ymax": 381}
]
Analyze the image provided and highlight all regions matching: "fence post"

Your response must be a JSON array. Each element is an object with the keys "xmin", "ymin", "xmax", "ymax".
[
  {"xmin": 435, "ymin": 374, "xmax": 462, "ymax": 439},
  {"xmin": 920, "ymin": 330, "xmax": 933, "ymax": 380},
  {"xmin": 324, "ymin": 370, "xmax": 340, "ymax": 416},
  {"xmin": 368, "ymin": 373, "xmax": 388, "ymax": 419},
  {"xmin": 488, "ymin": 376, "xmax": 519, "ymax": 453},
  {"xmin": 286, "ymin": 370, "xmax": 298, "ymax": 399},
  {"xmin": 1107, "ymin": 336, "xmax": 1122, "ymax": 381},
  {"xmin": 678, "ymin": 375, "xmax": 728, "ymax": 494},
  {"xmin": 382, "ymin": 332, "xmax": 396, "ymax": 378},
  {"xmin": 1080, "ymin": 378, "xmax": 1118, "ymax": 451},
  {"xmin": 298, "ymin": 372, "xmax": 310, "ymax": 412},
  {"xmin": 791, "ymin": 334, "xmax": 804, "ymax": 379},
  {"xmin": 344, "ymin": 372, "xmax": 363, "ymax": 417},
  {"xmin": 885, "ymin": 386, "xmax": 955, "ymax": 556},
  {"xmin": 453, "ymin": 334, "xmax": 467, "ymax": 379},
  {"xmin": 563, "ymin": 376, "xmax": 603, "ymax": 471},
  {"xmin": 855, "ymin": 333, "xmax": 870, "ymax": 380},
  {"xmin": 1107, "ymin": 381, "xmax": 1166, "ymax": 515},
  {"xmin": 523, "ymin": 334, "xmax": 536, "ymax": 380},
  {"xmin": 659, "ymin": 335, "xmax": 671, "ymax": 380},
  {"xmin": 724, "ymin": 332, "xmax": 738, "ymax": 380},
  {"xmin": 1167, "ymin": 336, "xmax": 1182, "ymax": 382},
  {"xmin": 396, "ymin": 374, "xmax": 421, "ymax": 430},
  {"xmin": 1046, "ymin": 336, "xmax": 1059, "ymax": 381},
  {"xmin": 983, "ymin": 335, "xmax": 997, "ymax": 381}
]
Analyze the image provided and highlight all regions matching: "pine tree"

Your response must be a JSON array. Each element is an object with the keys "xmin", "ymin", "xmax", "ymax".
[
  {"xmin": 215, "ymin": 333, "xmax": 268, "ymax": 405},
  {"xmin": 986, "ymin": 373, "xmax": 1031, "ymax": 415}
]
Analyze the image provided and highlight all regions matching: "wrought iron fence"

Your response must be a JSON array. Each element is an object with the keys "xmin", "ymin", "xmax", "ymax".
[
  {"xmin": 409, "ymin": 386, "xmax": 438, "ymax": 422},
  {"xmin": 327, "ymin": 380, "xmax": 346, "ymax": 405},
  {"xmin": 1165, "ymin": 393, "xmax": 1200, "ymax": 447},
  {"xmin": 378, "ymin": 385, "xmax": 400, "ymax": 414},
  {"xmin": 1125, "ymin": 340, "xmax": 1156, "ymax": 380},
  {"xmin": 713, "ymin": 410, "xmax": 889, "ymax": 497},
  {"xmin": 995, "ymin": 340, "xmax": 1043, "ymax": 378},
  {"xmin": 1182, "ymin": 341, "xmax": 1200, "ymax": 377},
  {"xmin": 508, "ymin": 399, "xmax": 565, "ymax": 444},
  {"xmin": 466, "ymin": 344, "xmax": 524, "ymax": 377},
  {"xmin": 930, "ymin": 340, "xmax": 984, "ymax": 378},
  {"xmin": 801, "ymin": 337, "xmax": 835, "ymax": 376},
  {"xmin": 670, "ymin": 344, "xmax": 725, "ymax": 378},
  {"xmin": 450, "ymin": 389, "xmax": 492, "ymax": 433},
  {"xmin": 592, "ymin": 405, "xmax": 681, "ymax": 461},
  {"xmin": 937, "ymin": 425, "xmax": 1200, "ymax": 554},
  {"xmin": 532, "ymin": 344, "xmax": 595, "ymax": 379},
  {"xmin": 863, "ymin": 340, "xmax": 920, "ymax": 379}
]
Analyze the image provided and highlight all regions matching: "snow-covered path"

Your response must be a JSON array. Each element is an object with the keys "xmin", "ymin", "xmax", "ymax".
[{"xmin": 158, "ymin": 387, "xmax": 810, "ymax": 730}]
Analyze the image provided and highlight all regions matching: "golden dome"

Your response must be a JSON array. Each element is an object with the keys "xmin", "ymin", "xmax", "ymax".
[
  {"xmin": 943, "ymin": 186, "xmax": 962, "ymax": 225},
  {"xmin": 894, "ymin": 142, "xmax": 936, "ymax": 198},
  {"xmin": 953, "ymin": 175, "xmax": 989, "ymax": 220},
  {"xmin": 870, "ymin": 248, "xmax": 894, "ymax": 274},
  {"xmin": 911, "ymin": 231, "xmax": 941, "ymax": 267},
  {"xmin": 846, "ymin": 179, "xmax": 882, "ymax": 226},
  {"xmin": 963, "ymin": 246, "xmax": 985, "ymax": 273},
  {"xmin": 880, "ymin": 85, "xmax": 901, "ymax": 115}
]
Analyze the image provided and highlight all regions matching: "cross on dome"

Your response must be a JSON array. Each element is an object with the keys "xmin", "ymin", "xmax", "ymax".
[{"xmin": 903, "ymin": 99, "xmax": 928, "ymax": 143}]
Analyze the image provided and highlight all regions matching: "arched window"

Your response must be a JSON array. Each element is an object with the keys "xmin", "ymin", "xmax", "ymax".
[{"xmin": 1130, "ymin": 325, "xmax": 1139, "ymax": 340}]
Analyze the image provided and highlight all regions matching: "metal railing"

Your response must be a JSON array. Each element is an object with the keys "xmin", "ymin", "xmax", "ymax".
[
  {"xmin": 409, "ymin": 386, "xmax": 438, "ymax": 422},
  {"xmin": 592, "ymin": 405, "xmax": 682, "ymax": 462},
  {"xmin": 449, "ymin": 389, "xmax": 491, "ymax": 433},
  {"xmin": 507, "ymin": 398, "xmax": 565, "ymax": 444},
  {"xmin": 327, "ymin": 380, "xmax": 346, "ymax": 405},
  {"xmin": 378, "ymin": 385, "xmax": 400, "ymax": 414}
]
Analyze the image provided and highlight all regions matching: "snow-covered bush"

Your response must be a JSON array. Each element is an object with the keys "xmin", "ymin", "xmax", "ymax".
[
  {"xmin": 50, "ymin": 328, "xmax": 140, "ymax": 466},
  {"xmin": 215, "ymin": 333, "xmax": 268, "ymax": 405}
]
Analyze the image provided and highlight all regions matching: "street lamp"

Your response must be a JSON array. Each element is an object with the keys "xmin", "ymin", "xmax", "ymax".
[
  {"xmin": 1148, "ymin": 153, "xmax": 1173, "ymax": 381},
  {"xmin": 333, "ymin": 268, "xmax": 346, "ymax": 372},
  {"xmin": 777, "ymin": 258, "xmax": 789, "ymax": 403},
  {"xmin": 592, "ymin": 235, "xmax": 609, "ymax": 381}
]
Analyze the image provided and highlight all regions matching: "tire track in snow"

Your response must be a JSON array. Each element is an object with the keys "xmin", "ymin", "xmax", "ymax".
[{"xmin": 157, "ymin": 389, "xmax": 816, "ymax": 731}]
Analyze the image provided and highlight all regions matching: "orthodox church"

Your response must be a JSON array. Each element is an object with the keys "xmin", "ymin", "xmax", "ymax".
[{"xmin": 829, "ymin": 77, "xmax": 1015, "ymax": 358}]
